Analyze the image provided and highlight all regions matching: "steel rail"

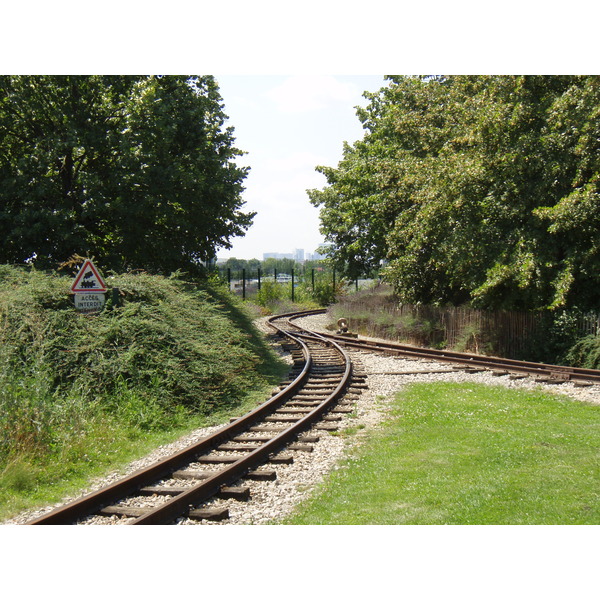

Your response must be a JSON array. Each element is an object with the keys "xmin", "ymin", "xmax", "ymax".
[
  {"xmin": 28, "ymin": 319, "xmax": 313, "ymax": 524},
  {"xmin": 129, "ymin": 315, "xmax": 352, "ymax": 524},
  {"xmin": 285, "ymin": 309, "xmax": 600, "ymax": 384}
]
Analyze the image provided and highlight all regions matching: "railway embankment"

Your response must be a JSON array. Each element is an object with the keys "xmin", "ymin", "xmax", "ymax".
[{"xmin": 0, "ymin": 266, "xmax": 289, "ymax": 521}]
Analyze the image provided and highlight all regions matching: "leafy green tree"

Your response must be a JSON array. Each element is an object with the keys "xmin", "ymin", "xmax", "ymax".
[
  {"xmin": 532, "ymin": 77, "xmax": 600, "ymax": 310},
  {"xmin": 384, "ymin": 75, "xmax": 578, "ymax": 308},
  {"xmin": 223, "ymin": 257, "xmax": 247, "ymax": 272},
  {"xmin": 221, "ymin": 258, "xmax": 261, "ymax": 276},
  {"xmin": 261, "ymin": 257, "xmax": 296, "ymax": 276},
  {"xmin": 0, "ymin": 75, "xmax": 254, "ymax": 274},
  {"xmin": 309, "ymin": 76, "xmax": 457, "ymax": 281},
  {"xmin": 311, "ymin": 75, "xmax": 600, "ymax": 311}
]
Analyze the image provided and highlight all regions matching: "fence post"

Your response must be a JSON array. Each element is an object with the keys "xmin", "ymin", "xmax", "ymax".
[
  {"xmin": 291, "ymin": 268, "xmax": 295, "ymax": 302},
  {"xmin": 227, "ymin": 268, "xmax": 231, "ymax": 289},
  {"xmin": 258, "ymin": 267, "xmax": 261, "ymax": 291},
  {"xmin": 242, "ymin": 268, "xmax": 246, "ymax": 300},
  {"xmin": 312, "ymin": 268, "xmax": 315, "ymax": 293}
]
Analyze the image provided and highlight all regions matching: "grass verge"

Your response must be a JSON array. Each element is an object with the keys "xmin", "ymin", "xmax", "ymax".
[
  {"xmin": 0, "ymin": 382, "xmax": 279, "ymax": 521},
  {"xmin": 285, "ymin": 382, "xmax": 600, "ymax": 524}
]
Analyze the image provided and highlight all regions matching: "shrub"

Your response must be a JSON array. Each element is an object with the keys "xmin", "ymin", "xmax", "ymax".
[
  {"xmin": 0, "ymin": 266, "xmax": 271, "ymax": 460},
  {"xmin": 298, "ymin": 277, "xmax": 345, "ymax": 306},
  {"xmin": 255, "ymin": 280, "xmax": 286, "ymax": 309},
  {"xmin": 566, "ymin": 335, "xmax": 600, "ymax": 370}
]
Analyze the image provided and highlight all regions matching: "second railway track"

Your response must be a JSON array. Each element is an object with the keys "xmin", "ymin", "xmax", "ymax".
[
  {"xmin": 290, "ymin": 310, "xmax": 600, "ymax": 386},
  {"xmin": 27, "ymin": 311, "xmax": 367, "ymax": 525}
]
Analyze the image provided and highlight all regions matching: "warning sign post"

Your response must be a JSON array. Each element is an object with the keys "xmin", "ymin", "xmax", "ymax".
[
  {"xmin": 71, "ymin": 260, "xmax": 107, "ymax": 293},
  {"xmin": 71, "ymin": 260, "xmax": 107, "ymax": 313},
  {"xmin": 74, "ymin": 293, "xmax": 106, "ymax": 313}
]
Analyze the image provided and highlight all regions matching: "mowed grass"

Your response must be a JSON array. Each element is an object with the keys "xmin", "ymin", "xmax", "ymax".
[{"xmin": 286, "ymin": 382, "xmax": 600, "ymax": 524}]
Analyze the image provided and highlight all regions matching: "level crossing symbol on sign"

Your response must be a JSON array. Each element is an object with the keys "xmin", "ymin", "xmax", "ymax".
[{"xmin": 70, "ymin": 260, "xmax": 107, "ymax": 293}]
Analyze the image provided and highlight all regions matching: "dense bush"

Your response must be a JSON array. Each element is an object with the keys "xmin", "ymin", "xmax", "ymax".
[
  {"xmin": 0, "ymin": 265, "xmax": 275, "ymax": 461},
  {"xmin": 255, "ymin": 280, "xmax": 288, "ymax": 311},
  {"xmin": 566, "ymin": 335, "xmax": 600, "ymax": 370},
  {"xmin": 524, "ymin": 310, "xmax": 587, "ymax": 364},
  {"xmin": 251, "ymin": 276, "xmax": 346, "ymax": 314},
  {"xmin": 298, "ymin": 277, "xmax": 346, "ymax": 306}
]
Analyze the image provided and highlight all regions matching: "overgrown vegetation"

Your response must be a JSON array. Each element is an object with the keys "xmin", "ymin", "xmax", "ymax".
[
  {"xmin": 0, "ymin": 265, "xmax": 288, "ymax": 519},
  {"xmin": 329, "ymin": 284, "xmax": 454, "ymax": 348},
  {"xmin": 567, "ymin": 335, "xmax": 600, "ymax": 370},
  {"xmin": 286, "ymin": 382, "xmax": 600, "ymax": 525},
  {"xmin": 248, "ymin": 275, "xmax": 347, "ymax": 315}
]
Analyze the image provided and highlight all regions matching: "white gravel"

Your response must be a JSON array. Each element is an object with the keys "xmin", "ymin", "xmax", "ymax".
[{"xmin": 5, "ymin": 313, "xmax": 599, "ymax": 525}]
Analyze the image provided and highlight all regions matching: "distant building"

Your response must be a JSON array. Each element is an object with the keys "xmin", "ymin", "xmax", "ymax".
[
  {"xmin": 310, "ymin": 244, "xmax": 331, "ymax": 261},
  {"xmin": 263, "ymin": 251, "xmax": 300, "ymax": 261},
  {"xmin": 262, "ymin": 246, "xmax": 330, "ymax": 263}
]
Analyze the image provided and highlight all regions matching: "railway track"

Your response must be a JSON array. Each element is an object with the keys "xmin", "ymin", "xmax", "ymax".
[
  {"xmin": 26, "ymin": 308, "xmax": 599, "ymax": 525},
  {"xmin": 289, "ymin": 310, "xmax": 600, "ymax": 386},
  {"xmin": 27, "ymin": 312, "xmax": 366, "ymax": 525}
]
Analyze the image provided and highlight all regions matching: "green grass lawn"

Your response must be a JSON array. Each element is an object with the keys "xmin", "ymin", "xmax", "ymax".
[{"xmin": 285, "ymin": 382, "xmax": 600, "ymax": 524}]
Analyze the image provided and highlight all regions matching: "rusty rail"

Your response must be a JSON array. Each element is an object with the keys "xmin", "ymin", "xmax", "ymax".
[
  {"xmin": 286, "ymin": 309, "xmax": 600, "ymax": 385},
  {"xmin": 28, "ymin": 312, "xmax": 353, "ymax": 525}
]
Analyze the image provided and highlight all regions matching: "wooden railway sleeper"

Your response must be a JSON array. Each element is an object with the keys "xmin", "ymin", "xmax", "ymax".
[{"xmin": 138, "ymin": 485, "xmax": 251, "ymax": 501}]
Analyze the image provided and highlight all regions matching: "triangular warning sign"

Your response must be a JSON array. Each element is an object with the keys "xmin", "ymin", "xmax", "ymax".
[{"xmin": 71, "ymin": 260, "xmax": 107, "ymax": 293}]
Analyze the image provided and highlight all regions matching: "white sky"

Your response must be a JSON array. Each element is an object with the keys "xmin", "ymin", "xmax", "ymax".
[{"xmin": 215, "ymin": 75, "xmax": 385, "ymax": 261}]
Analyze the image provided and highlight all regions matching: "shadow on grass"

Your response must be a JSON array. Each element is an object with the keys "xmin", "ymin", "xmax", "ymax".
[{"xmin": 199, "ymin": 279, "xmax": 289, "ymax": 384}]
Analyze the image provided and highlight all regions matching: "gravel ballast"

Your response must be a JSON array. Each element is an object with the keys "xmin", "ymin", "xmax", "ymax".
[{"xmin": 5, "ymin": 313, "xmax": 599, "ymax": 525}]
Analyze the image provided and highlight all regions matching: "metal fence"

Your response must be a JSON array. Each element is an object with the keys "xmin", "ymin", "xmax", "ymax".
[{"xmin": 217, "ymin": 267, "xmax": 372, "ymax": 300}]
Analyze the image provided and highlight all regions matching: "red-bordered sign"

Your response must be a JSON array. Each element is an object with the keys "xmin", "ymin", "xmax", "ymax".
[{"xmin": 71, "ymin": 260, "xmax": 107, "ymax": 293}]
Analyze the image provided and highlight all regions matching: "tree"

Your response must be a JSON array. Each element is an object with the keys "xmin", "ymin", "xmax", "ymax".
[
  {"xmin": 310, "ymin": 75, "xmax": 600, "ymax": 311},
  {"xmin": 309, "ymin": 76, "xmax": 456, "ymax": 280},
  {"xmin": 221, "ymin": 257, "xmax": 260, "ymax": 273},
  {"xmin": 530, "ymin": 77, "xmax": 600, "ymax": 310},
  {"xmin": 261, "ymin": 257, "xmax": 296, "ymax": 276},
  {"xmin": 0, "ymin": 75, "xmax": 254, "ymax": 274}
]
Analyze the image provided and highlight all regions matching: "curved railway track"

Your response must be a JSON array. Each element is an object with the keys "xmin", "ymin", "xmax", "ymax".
[
  {"xmin": 290, "ymin": 309, "xmax": 600, "ymax": 386},
  {"xmin": 27, "ymin": 312, "xmax": 366, "ymax": 525}
]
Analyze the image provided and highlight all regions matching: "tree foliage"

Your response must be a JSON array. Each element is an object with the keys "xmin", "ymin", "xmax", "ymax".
[
  {"xmin": 309, "ymin": 75, "xmax": 600, "ymax": 311},
  {"xmin": 0, "ymin": 75, "xmax": 254, "ymax": 274}
]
